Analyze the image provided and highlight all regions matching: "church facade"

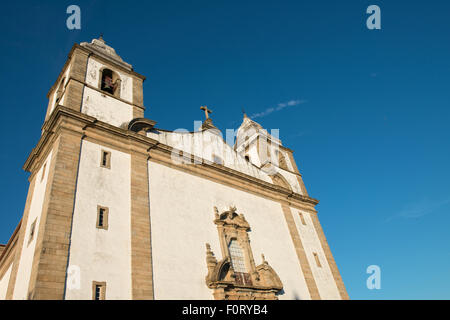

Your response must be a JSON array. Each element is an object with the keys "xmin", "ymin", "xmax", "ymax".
[{"xmin": 0, "ymin": 38, "xmax": 348, "ymax": 300}]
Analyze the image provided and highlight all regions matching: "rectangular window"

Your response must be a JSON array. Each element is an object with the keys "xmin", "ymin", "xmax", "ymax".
[
  {"xmin": 92, "ymin": 282, "xmax": 106, "ymax": 300},
  {"xmin": 228, "ymin": 239, "xmax": 252, "ymax": 286},
  {"xmin": 228, "ymin": 240, "xmax": 246, "ymax": 273},
  {"xmin": 299, "ymin": 212, "xmax": 306, "ymax": 225},
  {"xmin": 41, "ymin": 163, "xmax": 47, "ymax": 182},
  {"xmin": 100, "ymin": 150, "xmax": 111, "ymax": 169},
  {"xmin": 313, "ymin": 252, "xmax": 322, "ymax": 268},
  {"xmin": 97, "ymin": 206, "xmax": 109, "ymax": 230},
  {"xmin": 28, "ymin": 218, "xmax": 37, "ymax": 245}
]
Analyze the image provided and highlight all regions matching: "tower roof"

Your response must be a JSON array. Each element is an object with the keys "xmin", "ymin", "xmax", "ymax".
[
  {"xmin": 80, "ymin": 36, "xmax": 133, "ymax": 71},
  {"xmin": 235, "ymin": 114, "xmax": 282, "ymax": 148},
  {"xmin": 236, "ymin": 114, "xmax": 263, "ymax": 136}
]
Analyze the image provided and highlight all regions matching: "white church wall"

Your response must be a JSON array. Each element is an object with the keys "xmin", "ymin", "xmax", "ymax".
[
  {"xmin": 58, "ymin": 65, "xmax": 71, "ymax": 108},
  {"xmin": 292, "ymin": 209, "xmax": 341, "ymax": 299},
  {"xmin": 81, "ymin": 86, "xmax": 133, "ymax": 128},
  {"xmin": 46, "ymin": 64, "xmax": 72, "ymax": 121},
  {"xmin": 65, "ymin": 140, "xmax": 132, "ymax": 300},
  {"xmin": 277, "ymin": 169, "xmax": 303, "ymax": 195},
  {"xmin": 148, "ymin": 161, "xmax": 312, "ymax": 300},
  {"xmin": 147, "ymin": 130, "xmax": 273, "ymax": 185},
  {"xmin": 247, "ymin": 141, "xmax": 262, "ymax": 167},
  {"xmin": 0, "ymin": 264, "xmax": 13, "ymax": 300},
  {"xmin": 49, "ymin": 65, "xmax": 72, "ymax": 115},
  {"xmin": 13, "ymin": 150, "xmax": 52, "ymax": 299}
]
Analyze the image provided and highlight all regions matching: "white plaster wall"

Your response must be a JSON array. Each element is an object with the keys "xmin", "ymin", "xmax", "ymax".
[
  {"xmin": 0, "ymin": 264, "xmax": 13, "ymax": 300},
  {"xmin": 292, "ymin": 208, "xmax": 341, "ymax": 299},
  {"xmin": 147, "ymin": 130, "xmax": 273, "ymax": 184},
  {"xmin": 148, "ymin": 161, "xmax": 311, "ymax": 300},
  {"xmin": 271, "ymin": 148, "xmax": 294, "ymax": 172},
  {"xmin": 246, "ymin": 141, "xmax": 262, "ymax": 167},
  {"xmin": 65, "ymin": 140, "xmax": 132, "ymax": 300},
  {"xmin": 85, "ymin": 58, "xmax": 133, "ymax": 103},
  {"xmin": 49, "ymin": 65, "xmax": 71, "ymax": 115},
  {"xmin": 277, "ymin": 168, "xmax": 303, "ymax": 195},
  {"xmin": 81, "ymin": 86, "xmax": 133, "ymax": 128},
  {"xmin": 13, "ymin": 150, "xmax": 52, "ymax": 299},
  {"xmin": 147, "ymin": 129, "xmax": 304, "ymax": 194}
]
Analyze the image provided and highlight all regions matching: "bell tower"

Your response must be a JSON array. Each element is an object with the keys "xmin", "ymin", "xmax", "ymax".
[
  {"xmin": 44, "ymin": 36, "xmax": 146, "ymax": 129},
  {"xmin": 235, "ymin": 114, "xmax": 309, "ymax": 196},
  {"xmin": 2, "ymin": 37, "xmax": 153, "ymax": 300}
]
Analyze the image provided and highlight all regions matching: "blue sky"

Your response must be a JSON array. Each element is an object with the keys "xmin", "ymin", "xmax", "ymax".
[{"xmin": 1, "ymin": 0, "xmax": 449, "ymax": 299}]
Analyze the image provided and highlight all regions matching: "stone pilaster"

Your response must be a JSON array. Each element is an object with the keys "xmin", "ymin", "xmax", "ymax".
[
  {"xmin": 280, "ymin": 204, "xmax": 321, "ymax": 300},
  {"xmin": 132, "ymin": 77, "xmax": 145, "ymax": 119},
  {"xmin": 27, "ymin": 127, "xmax": 83, "ymax": 300},
  {"xmin": 310, "ymin": 212, "xmax": 349, "ymax": 300},
  {"xmin": 133, "ymin": 106, "xmax": 144, "ymax": 119},
  {"xmin": 63, "ymin": 49, "xmax": 89, "ymax": 112},
  {"xmin": 130, "ymin": 141, "xmax": 154, "ymax": 299},
  {"xmin": 132, "ymin": 77, "xmax": 144, "ymax": 107}
]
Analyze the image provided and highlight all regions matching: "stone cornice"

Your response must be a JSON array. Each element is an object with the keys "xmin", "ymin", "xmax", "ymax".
[{"xmin": 24, "ymin": 106, "xmax": 320, "ymax": 211}]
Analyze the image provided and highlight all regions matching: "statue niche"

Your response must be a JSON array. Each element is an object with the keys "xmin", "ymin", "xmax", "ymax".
[{"xmin": 205, "ymin": 206, "xmax": 283, "ymax": 300}]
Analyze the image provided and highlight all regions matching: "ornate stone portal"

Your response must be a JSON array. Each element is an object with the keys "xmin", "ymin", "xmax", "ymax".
[{"xmin": 205, "ymin": 206, "xmax": 283, "ymax": 300}]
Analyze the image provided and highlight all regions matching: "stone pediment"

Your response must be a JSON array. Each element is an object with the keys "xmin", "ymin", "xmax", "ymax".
[
  {"xmin": 213, "ymin": 206, "xmax": 250, "ymax": 230},
  {"xmin": 81, "ymin": 37, "xmax": 133, "ymax": 71}
]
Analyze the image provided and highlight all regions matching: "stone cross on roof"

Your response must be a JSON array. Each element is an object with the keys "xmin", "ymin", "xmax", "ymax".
[{"xmin": 200, "ymin": 105, "xmax": 212, "ymax": 120}]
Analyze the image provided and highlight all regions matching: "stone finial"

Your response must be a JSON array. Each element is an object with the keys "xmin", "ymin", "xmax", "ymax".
[{"xmin": 206, "ymin": 243, "xmax": 217, "ymax": 267}]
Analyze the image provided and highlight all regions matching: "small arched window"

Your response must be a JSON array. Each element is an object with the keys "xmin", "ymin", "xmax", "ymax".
[
  {"xmin": 100, "ymin": 68, "xmax": 121, "ymax": 97},
  {"xmin": 244, "ymin": 155, "xmax": 250, "ymax": 162}
]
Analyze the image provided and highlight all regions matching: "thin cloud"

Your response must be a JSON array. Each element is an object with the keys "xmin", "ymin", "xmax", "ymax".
[
  {"xmin": 385, "ymin": 198, "xmax": 450, "ymax": 222},
  {"xmin": 250, "ymin": 99, "xmax": 307, "ymax": 119}
]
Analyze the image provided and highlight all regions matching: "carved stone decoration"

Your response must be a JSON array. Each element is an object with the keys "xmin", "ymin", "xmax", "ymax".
[{"xmin": 205, "ymin": 206, "xmax": 283, "ymax": 300}]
